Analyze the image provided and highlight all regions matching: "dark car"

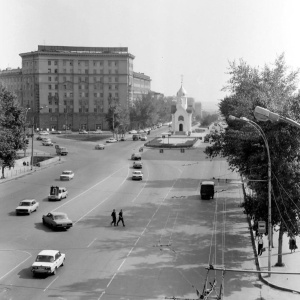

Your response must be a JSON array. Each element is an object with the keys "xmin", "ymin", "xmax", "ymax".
[
  {"xmin": 131, "ymin": 153, "xmax": 141, "ymax": 160},
  {"xmin": 133, "ymin": 161, "xmax": 143, "ymax": 169},
  {"xmin": 42, "ymin": 212, "xmax": 73, "ymax": 230}
]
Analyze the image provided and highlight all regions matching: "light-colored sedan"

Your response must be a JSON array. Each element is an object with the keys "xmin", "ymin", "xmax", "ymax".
[
  {"xmin": 106, "ymin": 138, "xmax": 118, "ymax": 143},
  {"xmin": 31, "ymin": 250, "xmax": 65, "ymax": 276},
  {"xmin": 42, "ymin": 212, "xmax": 73, "ymax": 230},
  {"xmin": 129, "ymin": 130, "xmax": 137, "ymax": 134},
  {"xmin": 42, "ymin": 141, "xmax": 54, "ymax": 146},
  {"xmin": 132, "ymin": 170, "xmax": 143, "ymax": 180},
  {"xmin": 60, "ymin": 170, "xmax": 74, "ymax": 181},
  {"xmin": 95, "ymin": 144, "xmax": 105, "ymax": 150},
  {"xmin": 16, "ymin": 199, "xmax": 39, "ymax": 215}
]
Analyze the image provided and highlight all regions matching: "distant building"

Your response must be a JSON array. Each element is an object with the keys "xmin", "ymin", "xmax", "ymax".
[
  {"xmin": 171, "ymin": 83, "xmax": 192, "ymax": 134},
  {"xmin": 0, "ymin": 45, "xmax": 151, "ymax": 131},
  {"xmin": 133, "ymin": 72, "xmax": 151, "ymax": 101}
]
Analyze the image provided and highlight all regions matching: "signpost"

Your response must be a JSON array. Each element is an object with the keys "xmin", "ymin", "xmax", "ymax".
[{"xmin": 258, "ymin": 221, "xmax": 266, "ymax": 234}]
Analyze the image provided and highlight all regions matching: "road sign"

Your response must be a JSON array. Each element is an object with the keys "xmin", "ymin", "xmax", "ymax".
[{"xmin": 258, "ymin": 221, "xmax": 266, "ymax": 234}]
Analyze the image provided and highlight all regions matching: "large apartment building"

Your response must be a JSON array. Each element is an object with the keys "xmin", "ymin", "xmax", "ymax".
[{"xmin": 0, "ymin": 45, "xmax": 151, "ymax": 131}]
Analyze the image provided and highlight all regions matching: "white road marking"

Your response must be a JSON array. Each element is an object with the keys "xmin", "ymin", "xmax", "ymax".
[
  {"xmin": 87, "ymin": 238, "xmax": 97, "ymax": 248},
  {"xmin": 0, "ymin": 251, "xmax": 32, "ymax": 281},
  {"xmin": 106, "ymin": 272, "xmax": 117, "ymax": 287},
  {"xmin": 53, "ymin": 165, "xmax": 127, "ymax": 212},
  {"xmin": 132, "ymin": 167, "xmax": 149, "ymax": 202},
  {"xmin": 44, "ymin": 275, "xmax": 59, "ymax": 292},
  {"xmin": 98, "ymin": 291, "xmax": 105, "ymax": 300},
  {"xmin": 117, "ymin": 259, "xmax": 126, "ymax": 270}
]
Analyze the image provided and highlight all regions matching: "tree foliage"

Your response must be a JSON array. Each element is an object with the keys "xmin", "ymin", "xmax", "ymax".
[
  {"xmin": 204, "ymin": 54, "xmax": 300, "ymax": 265},
  {"xmin": 201, "ymin": 113, "xmax": 219, "ymax": 126},
  {"xmin": 0, "ymin": 87, "xmax": 26, "ymax": 178}
]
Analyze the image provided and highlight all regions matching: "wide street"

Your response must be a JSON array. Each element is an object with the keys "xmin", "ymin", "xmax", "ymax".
[{"xmin": 0, "ymin": 128, "xmax": 296, "ymax": 300}]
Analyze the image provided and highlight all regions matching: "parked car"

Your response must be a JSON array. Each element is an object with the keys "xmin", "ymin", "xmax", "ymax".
[
  {"xmin": 131, "ymin": 153, "xmax": 141, "ymax": 160},
  {"xmin": 120, "ymin": 137, "xmax": 126, "ymax": 141},
  {"xmin": 42, "ymin": 212, "xmax": 73, "ymax": 230},
  {"xmin": 60, "ymin": 170, "xmax": 74, "ymax": 181},
  {"xmin": 42, "ymin": 141, "xmax": 54, "ymax": 146},
  {"xmin": 31, "ymin": 250, "xmax": 65, "ymax": 276},
  {"xmin": 133, "ymin": 161, "xmax": 143, "ymax": 169},
  {"xmin": 79, "ymin": 130, "xmax": 88, "ymax": 134},
  {"xmin": 36, "ymin": 136, "xmax": 43, "ymax": 140},
  {"xmin": 92, "ymin": 130, "xmax": 103, "ymax": 134},
  {"xmin": 16, "ymin": 199, "xmax": 39, "ymax": 215},
  {"xmin": 132, "ymin": 170, "xmax": 143, "ymax": 180},
  {"xmin": 140, "ymin": 135, "xmax": 147, "ymax": 141},
  {"xmin": 106, "ymin": 138, "xmax": 118, "ymax": 143},
  {"xmin": 41, "ymin": 137, "xmax": 51, "ymax": 142},
  {"xmin": 39, "ymin": 131, "xmax": 49, "ymax": 135},
  {"xmin": 132, "ymin": 134, "xmax": 141, "ymax": 141},
  {"xmin": 129, "ymin": 130, "xmax": 137, "ymax": 134},
  {"xmin": 95, "ymin": 144, "xmax": 105, "ymax": 150},
  {"xmin": 48, "ymin": 186, "xmax": 68, "ymax": 201}
]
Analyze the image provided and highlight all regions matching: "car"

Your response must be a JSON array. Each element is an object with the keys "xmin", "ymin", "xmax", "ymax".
[
  {"xmin": 36, "ymin": 136, "xmax": 43, "ymax": 140},
  {"xmin": 41, "ymin": 137, "xmax": 51, "ymax": 142},
  {"xmin": 39, "ymin": 131, "xmax": 49, "ymax": 135},
  {"xmin": 95, "ymin": 143, "xmax": 105, "ymax": 150},
  {"xmin": 48, "ymin": 186, "xmax": 68, "ymax": 201},
  {"xmin": 92, "ymin": 130, "xmax": 103, "ymax": 134},
  {"xmin": 106, "ymin": 138, "xmax": 118, "ymax": 143},
  {"xmin": 131, "ymin": 153, "xmax": 141, "ymax": 160},
  {"xmin": 16, "ymin": 199, "xmax": 39, "ymax": 215},
  {"xmin": 42, "ymin": 141, "xmax": 54, "ymax": 146},
  {"xmin": 60, "ymin": 170, "xmax": 74, "ymax": 181},
  {"xmin": 129, "ymin": 130, "xmax": 137, "ymax": 134},
  {"xmin": 133, "ymin": 161, "xmax": 143, "ymax": 169},
  {"xmin": 204, "ymin": 134, "xmax": 210, "ymax": 143},
  {"xmin": 79, "ymin": 130, "xmax": 88, "ymax": 134},
  {"xmin": 31, "ymin": 250, "xmax": 65, "ymax": 276},
  {"xmin": 42, "ymin": 212, "xmax": 73, "ymax": 230},
  {"xmin": 137, "ymin": 129, "xmax": 145, "ymax": 134},
  {"xmin": 140, "ymin": 135, "xmax": 147, "ymax": 141},
  {"xmin": 132, "ymin": 170, "xmax": 143, "ymax": 180},
  {"xmin": 120, "ymin": 137, "xmax": 126, "ymax": 141},
  {"xmin": 51, "ymin": 130, "xmax": 62, "ymax": 134}
]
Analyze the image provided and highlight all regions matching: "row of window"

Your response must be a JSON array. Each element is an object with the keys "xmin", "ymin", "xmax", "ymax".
[
  {"xmin": 48, "ymin": 69, "xmax": 119, "ymax": 75},
  {"xmin": 49, "ymin": 60, "xmax": 118, "ymax": 67},
  {"xmin": 48, "ymin": 76, "xmax": 119, "ymax": 83},
  {"xmin": 48, "ymin": 84, "xmax": 118, "ymax": 90}
]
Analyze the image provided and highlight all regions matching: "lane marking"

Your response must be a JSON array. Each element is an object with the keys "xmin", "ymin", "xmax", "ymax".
[
  {"xmin": 87, "ymin": 238, "xmax": 97, "ymax": 248},
  {"xmin": 53, "ymin": 165, "xmax": 127, "ymax": 212},
  {"xmin": 44, "ymin": 275, "xmax": 59, "ymax": 292},
  {"xmin": 98, "ymin": 291, "xmax": 105, "ymax": 300},
  {"xmin": 106, "ymin": 272, "xmax": 117, "ymax": 287},
  {"xmin": 0, "ymin": 251, "xmax": 32, "ymax": 281},
  {"xmin": 132, "ymin": 167, "xmax": 149, "ymax": 202},
  {"xmin": 117, "ymin": 259, "xmax": 126, "ymax": 271},
  {"xmin": 127, "ymin": 247, "xmax": 134, "ymax": 257}
]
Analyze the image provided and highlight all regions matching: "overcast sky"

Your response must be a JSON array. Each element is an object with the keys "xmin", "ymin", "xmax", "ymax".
[{"xmin": 1, "ymin": 0, "xmax": 300, "ymax": 111}]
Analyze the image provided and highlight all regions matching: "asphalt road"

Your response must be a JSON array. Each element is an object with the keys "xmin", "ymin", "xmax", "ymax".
[{"xmin": 0, "ymin": 128, "xmax": 296, "ymax": 300}]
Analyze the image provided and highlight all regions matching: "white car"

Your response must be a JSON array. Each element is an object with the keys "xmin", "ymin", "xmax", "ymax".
[
  {"xmin": 79, "ymin": 130, "xmax": 88, "ymax": 134},
  {"xmin": 140, "ymin": 135, "xmax": 147, "ymax": 141},
  {"xmin": 42, "ymin": 141, "xmax": 54, "ymax": 146},
  {"xmin": 39, "ymin": 131, "xmax": 49, "ymax": 135},
  {"xmin": 132, "ymin": 170, "xmax": 143, "ymax": 180},
  {"xmin": 95, "ymin": 144, "xmax": 105, "ymax": 150},
  {"xmin": 106, "ymin": 138, "xmax": 118, "ymax": 143},
  {"xmin": 16, "ymin": 199, "xmax": 39, "ymax": 215},
  {"xmin": 31, "ymin": 250, "xmax": 65, "ymax": 276},
  {"xmin": 92, "ymin": 130, "xmax": 103, "ymax": 134},
  {"xmin": 129, "ymin": 130, "xmax": 137, "ymax": 134},
  {"xmin": 48, "ymin": 186, "xmax": 68, "ymax": 201},
  {"xmin": 60, "ymin": 170, "xmax": 74, "ymax": 181}
]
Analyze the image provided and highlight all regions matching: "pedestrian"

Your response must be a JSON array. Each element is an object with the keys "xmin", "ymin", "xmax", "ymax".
[
  {"xmin": 117, "ymin": 209, "xmax": 125, "ymax": 227},
  {"xmin": 257, "ymin": 234, "xmax": 264, "ymax": 256},
  {"xmin": 23, "ymin": 161, "xmax": 26, "ymax": 166},
  {"xmin": 110, "ymin": 209, "xmax": 116, "ymax": 226},
  {"xmin": 289, "ymin": 235, "xmax": 297, "ymax": 253}
]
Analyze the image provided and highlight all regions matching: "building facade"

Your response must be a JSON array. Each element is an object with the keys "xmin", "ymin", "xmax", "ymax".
[
  {"xmin": 0, "ymin": 45, "xmax": 151, "ymax": 131},
  {"xmin": 132, "ymin": 72, "xmax": 151, "ymax": 101},
  {"xmin": 171, "ymin": 84, "xmax": 192, "ymax": 134}
]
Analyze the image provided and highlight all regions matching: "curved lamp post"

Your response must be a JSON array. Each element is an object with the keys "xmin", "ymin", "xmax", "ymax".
[{"xmin": 229, "ymin": 115, "xmax": 272, "ymax": 277}]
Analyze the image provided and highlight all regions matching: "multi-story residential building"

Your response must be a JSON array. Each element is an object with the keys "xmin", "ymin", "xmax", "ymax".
[
  {"xmin": 0, "ymin": 45, "xmax": 151, "ymax": 131},
  {"xmin": 133, "ymin": 72, "xmax": 151, "ymax": 101}
]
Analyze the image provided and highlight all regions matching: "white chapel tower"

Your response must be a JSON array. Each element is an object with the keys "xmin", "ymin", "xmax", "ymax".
[{"xmin": 171, "ymin": 79, "xmax": 192, "ymax": 134}]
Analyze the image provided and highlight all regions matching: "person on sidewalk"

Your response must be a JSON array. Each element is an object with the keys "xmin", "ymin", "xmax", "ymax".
[
  {"xmin": 257, "ymin": 234, "xmax": 264, "ymax": 256},
  {"xmin": 117, "ymin": 209, "xmax": 125, "ymax": 227},
  {"xmin": 289, "ymin": 235, "xmax": 297, "ymax": 253},
  {"xmin": 111, "ymin": 209, "xmax": 116, "ymax": 226}
]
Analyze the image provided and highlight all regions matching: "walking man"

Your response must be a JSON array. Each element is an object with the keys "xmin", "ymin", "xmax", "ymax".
[
  {"xmin": 111, "ymin": 209, "xmax": 116, "ymax": 226},
  {"xmin": 117, "ymin": 209, "xmax": 125, "ymax": 227},
  {"xmin": 257, "ymin": 234, "xmax": 264, "ymax": 256}
]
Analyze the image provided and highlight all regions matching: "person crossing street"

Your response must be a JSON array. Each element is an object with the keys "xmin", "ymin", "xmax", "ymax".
[
  {"xmin": 117, "ymin": 209, "xmax": 125, "ymax": 227},
  {"xmin": 111, "ymin": 209, "xmax": 116, "ymax": 226}
]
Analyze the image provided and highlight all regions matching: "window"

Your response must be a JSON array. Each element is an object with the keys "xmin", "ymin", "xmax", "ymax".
[
  {"xmin": 94, "ymin": 93, "xmax": 97, "ymax": 97},
  {"xmin": 54, "ymin": 61, "xmax": 58, "ymax": 65},
  {"xmin": 55, "ymin": 85, "xmax": 58, "ymax": 89},
  {"xmin": 108, "ymin": 61, "xmax": 111, "ymax": 67},
  {"xmin": 78, "ymin": 69, "xmax": 81, "ymax": 74},
  {"xmin": 63, "ymin": 76, "xmax": 66, "ymax": 82},
  {"xmin": 63, "ymin": 61, "xmax": 66, "ymax": 66},
  {"xmin": 85, "ymin": 77, "xmax": 88, "ymax": 82},
  {"xmin": 93, "ymin": 70, "xmax": 96, "ymax": 74},
  {"xmin": 109, "ymin": 85, "xmax": 112, "ymax": 90},
  {"xmin": 94, "ymin": 77, "xmax": 97, "ymax": 82},
  {"xmin": 49, "ymin": 85, "xmax": 52, "ymax": 89},
  {"xmin": 54, "ymin": 69, "xmax": 58, "ymax": 73},
  {"xmin": 55, "ymin": 76, "xmax": 58, "ymax": 81},
  {"xmin": 48, "ymin": 69, "xmax": 51, "ymax": 73},
  {"xmin": 63, "ymin": 69, "xmax": 66, "ymax": 73},
  {"xmin": 70, "ymin": 92, "xmax": 73, "ymax": 97},
  {"xmin": 85, "ymin": 61, "xmax": 88, "ymax": 67},
  {"xmin": 78, "ymin": 62, "xmax": 81, "ymax": 66},
  {"xmin": 108, "ymin": 77, "xmax": 111, "ymax": 82},
  {"xmin": 64, "ymin": 92, "xmax": 67, "ymax": 97},
  {"xmin": 49, "ymin": 108, "xmax": 52, "ymax": 113},
  {"xmin": 48, "ymin": 61, "xmax": 51, "ymax": 66},
  {"xmin": 64, "ymin": 85, "xmax": 67, "ymax": 90},
  {"xmin": 70, "ymin": 61, "xmax": 73, "ymax": 66},
  {"xmin": 115, "ymin": 77, "xmax": 118, "ymax": 82},
  {"xmin": 178, "ymin": 115, "xmax": 184, "ymax": 121},
  {"xmin": 48, "ymin": 77, "xmax": 51, "ymax": 81},
  {"xmin": 85, "ymin": 69, "xmax": 88, "ymax": 74}
]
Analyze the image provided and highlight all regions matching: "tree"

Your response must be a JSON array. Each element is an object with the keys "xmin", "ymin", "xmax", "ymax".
[
  {"xmin": 0, "ymin": 87, "xmax": 26, "ymax": 178},
  {"xmin": 204, "ymin": 54, "xmax": 300, "ymax": 266}
]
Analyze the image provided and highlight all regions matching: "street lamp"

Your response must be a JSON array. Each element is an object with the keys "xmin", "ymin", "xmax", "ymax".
[
  {"xmin": 229, "ymin": 115, "xmax": 272, "ymax": 277},
  {"xmin": 254, "ymin": 106, "xmax": 300, "ymax": 129},
  {"xmin": 24, "ymin": 107, "xmax": 31, "ymax": 156}
]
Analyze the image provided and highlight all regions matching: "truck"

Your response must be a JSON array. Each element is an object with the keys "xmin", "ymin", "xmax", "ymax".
[
  {"xmin": 200, "ymin": 181, "xmax": 215, "ymax": 199},
  {"xmin": 132, "ymin": 134, "xmax": 141, "ymax": 141},
  {"xmin": 56, "ymin": 146, "xmax": 68, "ymax": 156}
]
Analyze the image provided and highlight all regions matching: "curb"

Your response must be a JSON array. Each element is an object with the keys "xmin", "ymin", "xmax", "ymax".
[{"xmin": 243, "ymin": 184, "xmax": 300, "ymax": 295}]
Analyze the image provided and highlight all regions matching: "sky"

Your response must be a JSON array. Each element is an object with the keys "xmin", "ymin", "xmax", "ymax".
[{"xmin": 1, "ymin": 0, "xmax": 300, "ymax": 111}]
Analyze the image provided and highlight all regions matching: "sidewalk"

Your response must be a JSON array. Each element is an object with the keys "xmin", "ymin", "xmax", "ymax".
[
  {"xmin": 0, "ymin": 148, "xmax": 59, "ymax": 184},
  {"xmin": 256, "ymin": 230, "xmax": 300, "ymax": 294}
]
